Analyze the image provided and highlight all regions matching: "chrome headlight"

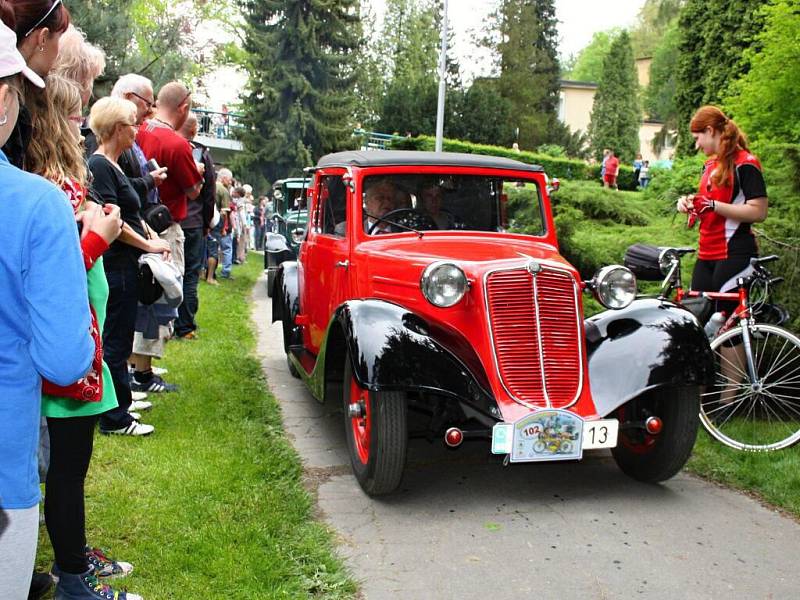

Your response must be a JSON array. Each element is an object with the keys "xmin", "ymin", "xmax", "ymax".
[
  {"xmin": 658, "ymin": 248, "xmax": 676, "ymax": 275},
  {"xmin": 291, "ymin": 228, "xmax": 305, "ymax": 244},
  {"xmin": 593, "ymin": 265, "xmax": 636, "ymax": 309},
  {"xmin": 421, "ymin": 262, "xmax": 468, "ymax": 307}
]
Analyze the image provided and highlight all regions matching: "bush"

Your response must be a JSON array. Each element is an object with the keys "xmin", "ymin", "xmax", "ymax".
[{"xmin": 391, "ymin": 135, "xmax": 638, "ymax": 190}]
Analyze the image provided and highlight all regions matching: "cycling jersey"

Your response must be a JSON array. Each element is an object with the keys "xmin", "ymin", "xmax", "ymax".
[{"xmin": 696, "ymin": 149, "xmax": 767, "ymax": 260}]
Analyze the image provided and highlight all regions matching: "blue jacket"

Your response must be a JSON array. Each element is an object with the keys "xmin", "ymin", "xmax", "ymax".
[{"xmin": 0, "ymin": 150, "xmax": 93, "ymax": 509}]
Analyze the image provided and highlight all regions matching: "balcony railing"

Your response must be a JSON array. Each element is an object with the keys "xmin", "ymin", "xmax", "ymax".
[
  {"xmin": 192, "ymin": 108, "xmax": 244, "ymax": 141},
  {"xmin": 352, "ymin": 128, "xmax": 406, "ymax": 151}
]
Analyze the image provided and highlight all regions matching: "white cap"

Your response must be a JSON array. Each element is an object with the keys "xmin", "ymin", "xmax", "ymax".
[{"xmin": 0, "ymin": 21, "xmax": 45, "ymax": 88}]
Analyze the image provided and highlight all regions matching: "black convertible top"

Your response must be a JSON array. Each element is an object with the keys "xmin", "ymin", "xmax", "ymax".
[{"xmin": 315, "ymin": 150, "xmax": 543, "ymax": 173}]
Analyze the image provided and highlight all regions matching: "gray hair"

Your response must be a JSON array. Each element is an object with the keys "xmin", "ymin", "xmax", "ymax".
[
  {"xmin": 217, "ymin": 168, "xmax": 233, "ymax": 179},
  {"xmin": 111, "ymin": 74, "xmax": 153, "ymax": 99}
]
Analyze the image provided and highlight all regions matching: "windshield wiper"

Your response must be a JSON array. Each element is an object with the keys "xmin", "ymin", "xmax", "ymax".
[{"xmin": 363, "ymin": 211, "xmax": 424, "ymax": 238}]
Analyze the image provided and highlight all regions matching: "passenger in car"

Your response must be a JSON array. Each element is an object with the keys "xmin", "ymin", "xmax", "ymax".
[{"xmin": 420, "ymin": 183, "xmax": 454, "ymax": 229}]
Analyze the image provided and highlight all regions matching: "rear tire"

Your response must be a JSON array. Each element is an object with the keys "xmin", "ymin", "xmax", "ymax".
[
  {"xmin": 343, "ymin": 352, "xmax": 407, "ymax": 496},
  {"xmin": 612, "ymin": 387, "xmax": 699, "ymax": 483}
]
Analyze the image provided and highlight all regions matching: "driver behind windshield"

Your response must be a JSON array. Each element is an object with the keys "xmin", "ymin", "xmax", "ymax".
[
  {"xmin": 363, "ymin": 178, "xmax": 398, "ymax": 234},
  {"xmin": 420, "ymin": 183, "xmax": 454, "ymax": 229}
]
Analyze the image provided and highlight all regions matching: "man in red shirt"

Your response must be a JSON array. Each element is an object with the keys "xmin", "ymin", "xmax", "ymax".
[
  {"xmin": 603, "ymin": 149, "xmax": 620, "ymax": 189},
  {"xmin": 132, "ymin": 82, "xmax": 203, "ymax": 393}
]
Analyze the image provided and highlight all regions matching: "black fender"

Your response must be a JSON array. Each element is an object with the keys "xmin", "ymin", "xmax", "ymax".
[
  {"xmin": 271, "ymin": 262, "xmax": 302, "ymax": 353},
  {"xmin": 322, "ymin": 299, "xmax": 499, "ymax": 420},
  {"xmin": 585, "ymin": 297, "xmax": 714, "ymax": 417}
]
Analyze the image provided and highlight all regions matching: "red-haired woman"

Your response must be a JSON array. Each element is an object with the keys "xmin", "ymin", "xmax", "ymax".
[
  {"xmin": 1, "ymin": 0, "xmax": 70, "ymax": 167},
  {"xmin": 676, "ymin": 105, "xmax": 768, "ymax": 304}
]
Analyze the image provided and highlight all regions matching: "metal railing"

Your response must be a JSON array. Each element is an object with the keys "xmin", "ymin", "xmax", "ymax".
[
  {"xmin": 192, "ymin": 108, "xmax": 244, "ymax": 141},
  {"xmin": 352, "ymin": 128, "xmax": 406, "ymax": 151}
]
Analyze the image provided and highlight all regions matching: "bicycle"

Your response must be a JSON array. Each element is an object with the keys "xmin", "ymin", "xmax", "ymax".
[{"xmin": 626, "ymin": 244, "xmax": 800, "ymax": 452}]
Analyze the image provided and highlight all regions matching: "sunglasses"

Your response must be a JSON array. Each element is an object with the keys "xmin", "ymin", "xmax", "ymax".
[{"xmin": 24, "ymin": 0, "xmax": 62, "ymax": 38}]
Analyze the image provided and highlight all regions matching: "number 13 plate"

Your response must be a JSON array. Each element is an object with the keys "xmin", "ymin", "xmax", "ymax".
[{"xmin": 491, "ymin": 410, "xmax": 618, "ymax": 463}]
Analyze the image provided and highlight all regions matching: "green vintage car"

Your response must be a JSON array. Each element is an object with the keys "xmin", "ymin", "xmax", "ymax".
[{"xmin": 265, "ymin": 177, "xmax": 309, "ymax": 296}]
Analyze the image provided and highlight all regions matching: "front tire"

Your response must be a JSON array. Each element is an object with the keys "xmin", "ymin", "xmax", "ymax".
[
  {"xmin": 343, "ymin": 352, "xmax": 407, "ymax": 496},
  {"xmin": 612, "ymin": 387, "xmax": 699, "ymax": 483},
  {"xmin": 266, "ymin": 268, "xmax": 276, "ymax": 298}
]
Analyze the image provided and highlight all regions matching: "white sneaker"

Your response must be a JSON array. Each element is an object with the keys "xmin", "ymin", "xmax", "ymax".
[
  {"xmin": 131, "ymin": 391, "xmax": 148, "ymax": 401},
  {"xmin": 152, "ymin": 366, "xmax": 168, "ymax": 376},
  {"xmin": 129, "ymin": 400, "xmax": 153, "ymax": 412},
  {"xmin": 101, "ymin": 421, "xmax": 154, "ymax": 436},
  {"xmin": 128, "ymin": 411, "xmax": 141, "ymax": 421}
]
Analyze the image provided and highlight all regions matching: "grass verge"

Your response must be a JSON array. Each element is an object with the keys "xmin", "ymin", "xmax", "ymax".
[{"xmin": 37, "ymin": 256, "xmax": 356, "ymax": 599}]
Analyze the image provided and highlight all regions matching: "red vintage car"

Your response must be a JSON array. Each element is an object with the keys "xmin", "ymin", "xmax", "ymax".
[{"xmin": 272, "ymin": 151, "xmax": 713, "ymax": 496}]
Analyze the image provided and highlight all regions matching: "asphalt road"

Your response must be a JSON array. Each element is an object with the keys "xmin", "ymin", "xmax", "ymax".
[{"xmin": 253, "ymin": 275, "xmax": 800, "ymax": 600}]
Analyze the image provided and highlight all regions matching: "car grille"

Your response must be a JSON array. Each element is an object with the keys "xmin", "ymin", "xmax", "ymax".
[{"xmin": 486, "ymin": 266, "xmax": 583, "ymax": 408}]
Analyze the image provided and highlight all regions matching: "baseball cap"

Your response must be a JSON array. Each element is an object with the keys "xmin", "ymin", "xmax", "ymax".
[{"xmin": 0, "ymin": 21, "xmax": 45, "ymax": 88}]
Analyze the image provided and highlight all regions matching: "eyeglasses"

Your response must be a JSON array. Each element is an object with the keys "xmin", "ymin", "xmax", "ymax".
[
  {"xmin": 129, "ymin": 92, "xmax": 155, "ymax": 111},
  {"xmin": 24, "ymin": 0, "xmax": 62, "ymax": 38}
]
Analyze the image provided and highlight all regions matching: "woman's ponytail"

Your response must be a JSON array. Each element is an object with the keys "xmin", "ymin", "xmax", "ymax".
[{"xmin": 690, "ymin": 105, "xmax": 749, "ymax": 188}]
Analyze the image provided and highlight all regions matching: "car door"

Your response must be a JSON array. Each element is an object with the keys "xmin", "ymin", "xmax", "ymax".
[{"xmin": 298, "ymin": 169, "xmax": 351, "ymax": 354}]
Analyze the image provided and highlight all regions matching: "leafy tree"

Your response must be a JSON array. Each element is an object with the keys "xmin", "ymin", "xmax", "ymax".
[
  {"xmin": 448, "ymin": 78, "xmax": 514, "ymax": 146},
  {"xmin": 492, "ymin": 0, "xmax": 561, "ymax": 150},
  {"xmin": 587, "ymin": 31, "xmax": 641, "ymax": 162},
  {"xmin": 374, "ymin": 0, "xmax": 461, "ymax": 136},
  {"xmin": 68, "ymin": 0, "xmax": 236, "ymax": 96},
  {"xmin": 566, "ymin": 30, "xmax": 621, "ymax": 83},
  {"xmin": 234, "ymin": 0, "xmax": 362, "ymax": 184},
  {"xmin": 629, "ymin": 0, "xmax": 684, "ymax": 57},
  {"xmin": 725, "ymin": 0, "xmax": 800, "ymax": 145},
  {"xmin": 643, "ymin": 22, "xmax": 681, "ymax": 153},
  {"xmin": 673, "ymin": 0, "xmax": 767, "ymax": 155}
]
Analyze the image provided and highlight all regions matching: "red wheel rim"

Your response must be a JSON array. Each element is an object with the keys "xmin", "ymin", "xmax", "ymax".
[{"xmin": 349, "ymin": 376, "xmax": 371, "ymax": 464}]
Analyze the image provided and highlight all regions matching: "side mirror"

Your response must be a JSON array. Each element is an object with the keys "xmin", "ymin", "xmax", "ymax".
[{"xmin": 548, "ymin": 178, "xmax": 560, "ymax": 193}]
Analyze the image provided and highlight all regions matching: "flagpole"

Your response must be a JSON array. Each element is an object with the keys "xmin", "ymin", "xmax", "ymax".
[{"xmin": 434, "ymin": 0, "xmax": 448, "ymax": 152}]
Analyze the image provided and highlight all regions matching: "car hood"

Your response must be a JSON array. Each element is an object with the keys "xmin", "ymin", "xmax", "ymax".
[{"xmin": 359, "ymin": 234, "xmax": 574, "ymax": 274}]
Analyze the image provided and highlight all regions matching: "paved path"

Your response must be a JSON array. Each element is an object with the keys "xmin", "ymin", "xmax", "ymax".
[{"xmin": 253, "ymin": 276, "xmax": 800, "ymax": 600}]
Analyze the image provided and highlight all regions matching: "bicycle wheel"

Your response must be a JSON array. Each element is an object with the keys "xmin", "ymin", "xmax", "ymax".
[{"xmin": 700, "ymin": 323, "xmax": 800, "ymax": 451}]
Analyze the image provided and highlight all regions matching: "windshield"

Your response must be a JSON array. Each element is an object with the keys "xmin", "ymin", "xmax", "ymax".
[{"xmin": 360, "ymin": 174, "xmax": 544, "ymax": 235}]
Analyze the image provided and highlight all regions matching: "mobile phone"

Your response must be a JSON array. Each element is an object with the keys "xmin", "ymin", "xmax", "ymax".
[
  {"xmin": 146, "ymin": 158, "xmax": 160, "ymax": 171},
  {"xmin": 191, "ymin": 148, "xmax": 203, "ymax": 162}
]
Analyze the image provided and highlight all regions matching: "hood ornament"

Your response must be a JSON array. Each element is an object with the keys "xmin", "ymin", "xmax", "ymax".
[{"xmin": 526, "ymin": 260, "xmax": 542, "ymax": 274}]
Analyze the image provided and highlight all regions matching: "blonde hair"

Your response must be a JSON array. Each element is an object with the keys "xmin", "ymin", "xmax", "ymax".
[
  {"xmin": 52, "ymin": 25, "xmax": 105, "ymax": 103},
  {"xmin": 89, "ymin": 96, "xmax": 136, "ymax": 145},
  {"xmin": 26, "ymin": 74, "xmax": 86, "ymax": 187}
]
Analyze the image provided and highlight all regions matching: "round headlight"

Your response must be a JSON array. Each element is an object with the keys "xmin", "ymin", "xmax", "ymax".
[
  {"xmin": 658, "ymin": 248, "xmax": 676, "ymax": 275},
  {"xmin": 421, "ymin": 262, "xmax": 468, "ymax": 308},
  {"xmin": 593, "ymin": 265, "xmax": 636, "ymax": 310},
  {"xmin": 291, "ymin": 228, "xmax": 305, "ymax": 244}
]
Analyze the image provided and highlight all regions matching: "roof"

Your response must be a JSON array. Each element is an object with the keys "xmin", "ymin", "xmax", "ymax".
[
  {"xmin": 316, "ymin": 150, "xmax": 543, "ymax": 173},
  {"xmin": 273, "ymin": 177, "xmax": 310, "ymax": 188}
]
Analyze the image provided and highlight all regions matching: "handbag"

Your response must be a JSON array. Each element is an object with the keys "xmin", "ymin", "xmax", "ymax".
[
  {"xmin": 143, "ymin": 203, "xmax": 173, "ymax": 234},
  {"xmin": 138, "ymin": 261, "xmax": 164, "ymax": 305}
]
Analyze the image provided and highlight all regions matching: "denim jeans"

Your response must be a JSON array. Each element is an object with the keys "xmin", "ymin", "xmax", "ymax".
[
  {"xmin": 220, "ymin": 233, "xmax": 233, "ymax": 277},
  {"xmin": 99, "ymin": 263, "xmax": 138, "ymax": 430},
  {"xmin": 175, "ymin": 227, "xmax": 204, "ymax": 336}
]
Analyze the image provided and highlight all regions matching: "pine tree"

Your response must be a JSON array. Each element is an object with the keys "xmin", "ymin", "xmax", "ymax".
[
  {"xmin": 673, "ymin": 0, "xmax": 767, "ymax": 155},
  {"xmin": 493, "ymin": 0, "xmax": 561, "ymax": 150},
  {"xmin": 234, "ymin": 0, "xmax": 362, "ymax": 185},
  {"xmin": 587, "ymin": 31, "xmax": 641, "ymax": 162}
]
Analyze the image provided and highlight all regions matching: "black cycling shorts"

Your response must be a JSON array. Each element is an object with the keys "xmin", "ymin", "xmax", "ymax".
[{"xmin": 691, "ymin": 256, "xmax": 754, "ymax": 314}]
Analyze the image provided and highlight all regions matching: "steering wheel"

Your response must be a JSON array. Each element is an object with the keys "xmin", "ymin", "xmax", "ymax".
[{"xmin": 367, "ymin": 208, "xmax": 438, "ymax": 234}]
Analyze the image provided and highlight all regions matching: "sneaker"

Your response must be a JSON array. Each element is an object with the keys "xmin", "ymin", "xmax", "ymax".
[
  {"xmin": 127, "ymin": 411, "xmax": 141, "ymax": 421},
  {"xmin": 53, "ymin": 568, "xmax": 141, "ymax": 600},
  {"xmin": 130, "ymin": 391, "xmax": 148, "ymax": 402},
  {"xmin": 151, "ymin": 366, "xmax": 168, "ymax": 376},
  {"xmin": 100, "ymin": 421, "xmax": 154, "ymax": 436},
  {"xmin": 129, "ymin": 400, "xmax": 152, "ymax": 412},
  {"xmin": 85, "ymin": 546, "xmax": 134, "ymax": 579},
  {"xmin": 177, "ymin": 331, "xmax": 198, "ymax": 340},
  {"xmin": 130, "ymin": 372, "xmax": 178, "ymax": 393}
]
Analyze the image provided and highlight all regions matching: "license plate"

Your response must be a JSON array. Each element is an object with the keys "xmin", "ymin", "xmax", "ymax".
[
  {"xmin": 492, "ymin": 412, "xmax": 618, "ymax": 462},
  {"xmin": 582, "ymin": 419, "xmax": 618, "ymax": 450}
]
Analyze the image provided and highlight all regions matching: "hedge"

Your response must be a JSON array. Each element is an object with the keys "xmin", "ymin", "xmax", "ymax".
[{"xmin": 391, "ymin": 135, "xmax": 638, "ymax": 190}]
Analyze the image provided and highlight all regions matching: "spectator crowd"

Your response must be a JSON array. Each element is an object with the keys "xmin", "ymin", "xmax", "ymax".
[{"xmin": 0, "ymin": 3, "xmax": 263, "ymax": 599}]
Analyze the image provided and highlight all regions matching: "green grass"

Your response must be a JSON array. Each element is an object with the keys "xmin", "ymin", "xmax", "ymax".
[
  {"xmin": 688, "ymin": 430, "xmax": 800, "ymax": 518},
  {"xmin": 36, "ymin": 256, "xmax": 357, "ymax": 599}
]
